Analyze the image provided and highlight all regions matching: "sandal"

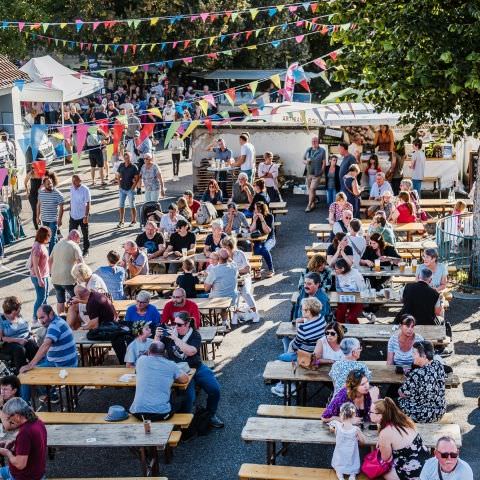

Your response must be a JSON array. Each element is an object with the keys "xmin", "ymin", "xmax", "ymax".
[{"xmin": 116, "ymin": 222, "xmax": 124, "ymax": 228}]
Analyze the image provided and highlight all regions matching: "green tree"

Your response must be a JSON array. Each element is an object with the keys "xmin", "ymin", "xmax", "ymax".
[{"xmin": 328, "ymin": 0, "xmax": 480, "ymax": 286}]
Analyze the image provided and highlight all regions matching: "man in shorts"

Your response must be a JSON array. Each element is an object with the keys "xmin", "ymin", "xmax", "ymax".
[
  {"xmin": 303, "ymin": 136, "xmax": 326, "ymax": 212},
  {"xmin": 116, "ymin": 152, "xmax": 140, "ymax": 227}
]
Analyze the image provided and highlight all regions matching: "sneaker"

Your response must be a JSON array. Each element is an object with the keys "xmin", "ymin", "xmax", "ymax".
[
  {"xmin": 116, "ymin": 222, "xmax": 124, "ymax": 228},
  {"xmin": 271, "ymin": 382, "xmax": 296, "ymax": 397},
  {"xmin": 252, "ymin": 312, "xmax": 260, "ymax": 323},
  {"xmin": 82, "ymin": 251, "xmax": 89, "ymax": 258},
  {"xmin": 173, "ymin": 176, "xmax": 179, "ymax": 181},
  {"xmin": 231, "ymin": 313, "xmax": 238, "ymax": 325},
  {"xmin": 209, "ymin": 414, "xmax": 225, "ymax": 428}
]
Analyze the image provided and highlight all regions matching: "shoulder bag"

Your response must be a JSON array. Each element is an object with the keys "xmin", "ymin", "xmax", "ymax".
[
  {"xmin": 361, "ymin": 449, "xmax": 393, "ymax": 479},
  {"xmin": 296, "ymin": 349, "xmax": 319, "ymax": 370}
]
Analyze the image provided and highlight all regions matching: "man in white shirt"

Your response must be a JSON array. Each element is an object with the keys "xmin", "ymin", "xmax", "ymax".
[
  {"xmin": 420, "ymin": 436, "xmax": 473, "ymax": 480},
  {"xmin": 369, "ymin": 172, "xmax": 393, "ymax": 199},
  {"xmin": 68, "ymin": 175, "xmax": 91, "ymax": 257},
  {"xmin": 347, "ymin": 219, "xmax": 366, "ymax": 267},
  {"xmin": 231, "ymin": 133, "xmax": 255, "ymax": 183},
  {"xmin": 411, "ymin": 137, "xmax": 426, "ymax": 197}
]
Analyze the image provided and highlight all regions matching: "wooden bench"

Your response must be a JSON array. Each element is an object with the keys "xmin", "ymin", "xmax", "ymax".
[
  {"xmin": 239, "ymin": 464, "xmax": 367, "ymax": 479},
  {"xmin": 51, "ymin": 478, "xmax": 167, "ymax": 480},
  {"xmin": 272, "ymin": 209, "xmax": 288, "ymax": 215}
]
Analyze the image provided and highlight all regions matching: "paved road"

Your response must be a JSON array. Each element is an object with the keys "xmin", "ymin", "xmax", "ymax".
[{"xmin": 0, "ymin": 155, "xmax": 478, "ymax": 478}]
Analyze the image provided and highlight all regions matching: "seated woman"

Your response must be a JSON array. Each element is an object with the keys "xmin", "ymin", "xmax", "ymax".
[
  {"xmin": 204, "ymin": 219, "xmax": 227, "ymax": 258},
  {"xmin": 360, "ymin": 232, "xmax": 401, "ymax": 290},
  {"xmin": 313, "ymin": 321, "xmax": 345, "ymax": 365},
  {"xmin": 322, "ymin": 369, "xmax": 379, "ymax": 423},
  {"xmin": 387, "ymin": 314, "xmax": 423, "ymax": 367},
  {"xmin": 327, "ymin": 232, "xmax": 353, "ymax": 269},
  {"xmin": 328, "ymin": 192, "xmax": 353, "ymax": 226},
  {"xmin": 400, "ymin": 178, "xmax": 421, "ymax": 217},
  {"xmin": 163, "ymin": 219, "xmax": 196, "ymax": 272},
  {"xmin": 201, "ymin": 179, "xmax": 223, "ymax": 204},
  {"xmin": 257, "ymin": 151, "xmax": 282, "ymax": 202},
  {"xmin": 250, "ymin": 201, "xmax": 275, "ymax": 278},
  {"xmin": 334, "ymin": 259, "xmax": 366, "ymax": 324},
  {"xmin": 0, "ymin": 297, "xmax": 38, "ymax": 373},
  {"xmin": 125, "ymin": 321, "xmax": 161, "ymax": 367},
  {"xmin": 397, "ymin": 340, "xmax": 446, "ymax": 423},
  {"xmin": 368, "ymin": 189, "xmax": 395, "ymax": 219},
  {"xmin": 416, "ymin": 247, "xmax": 448, "ymax": 292},
  {"xmin": 303, "ymin": 254, "xmax": 333, "ymax": 292},
  {"xmin": 367, "ymin": 210, "xmax": 396, "ymax": 245},
  {"xmin": 278, "ymin": 297, "xmax": 326, "ymax": 362},
  {"xmin": 176, "ymin": 197, "xmax": 193, "ymax": 222},
  {"xmin": 329, "ymin": 337, "xmax": 372, "ymax": 394},
  {"xmin": 370, "ymin": 398, "xmax": 430, "ymax": 480},
  {"xmin": 391, "ymin": 191, "xmax": 417, "ymax": 223},
  {"xmin": 247, "ymin": 178, "xmax": 270, "ymax": 213}
]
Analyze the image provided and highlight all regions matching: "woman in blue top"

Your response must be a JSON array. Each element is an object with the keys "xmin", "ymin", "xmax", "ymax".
[
  {"xmin": 250, "ymin": 201, "xmax": 275, "ymax": 278},
  {"xmin": 0, "ymin": 297, "xmax": 39, "ymax": 372},
  {"xmin": 416, "ymin": 248, "xmax": 448, "ymax": 292},
  {"xmin": 201, "ymin": 179, "xmax": 223, "ymax": 204},
  {"xmin": 341, "ymin": 164, "xmax": 362, "ymax": 218}
]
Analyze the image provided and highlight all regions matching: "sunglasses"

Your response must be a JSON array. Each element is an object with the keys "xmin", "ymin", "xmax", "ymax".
[
  {"xmin": 325, "ymin": 331, "xmax": 337, "ymax": 336},
  {"xmin": 438, "ymin": 452, "xmax": 459, "ymax": 459},
  {"xmin": 174, "ymin": 322, "xmax": 186, "ymax": 327},
  {"xmin": 172, "ymin": 296, "xmax": 184, "ymax": 299}
]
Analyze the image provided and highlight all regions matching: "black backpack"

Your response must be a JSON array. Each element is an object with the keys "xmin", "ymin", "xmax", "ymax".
[{"xmin": 186, "ymin": 407, "xmax": 211, "ymax": 437}]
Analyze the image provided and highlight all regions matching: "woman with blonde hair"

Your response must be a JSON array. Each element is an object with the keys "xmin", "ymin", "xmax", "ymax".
[
  {"xmin": 71, "ymin": 263, "xmax": 107, "ymax": 292},
  {"xmin": 370, "ymin": 398, "xmax": 429, "ymax": 479},
  {"xmin": 177, "ymin": 197, "xmax": 193, "ymax": 222}
]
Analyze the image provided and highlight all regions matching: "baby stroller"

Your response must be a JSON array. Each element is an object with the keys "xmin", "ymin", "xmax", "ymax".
[{"xmin": 140, "ymin": 201, "xmax": 163, "ymax": 227}]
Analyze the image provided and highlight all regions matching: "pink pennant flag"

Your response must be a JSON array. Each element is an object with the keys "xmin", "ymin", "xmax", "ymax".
[
  {"xmin": 190, "ymin": 15, "xmax": 200, "ymax": 22},
  {"xmin": 225, "ymin": 11, "xmax": 232, "ymax": 18},
  {"xmin": 123, "ymin": 44, "xmax": 129, "ymax": 54},
  {"xmin": 79, "ymin": 42, "xmax": 84, "ymax": 50},
  {"xmin": 313, "ymin": 58, "xmax": 327, "ymax": 70},
  {"xmin": 172, "ymin": 41, "xmax": 178, "ymax": 49},
  {"xmin": 210, "ymin": 14, "xmax": 217, "ymax": 21},
  {"xmin": 18, "ymin": 22, "xmax": 25, "ymax": 32},
  {"xmin": 232, "ymin": 32, "xmax": 240, "ymax": 39},
  {"xmin": 204, "ymin": 94, "xmax": 216, "ymax": 107},
  {"xmin": 184, "ymin": 40, "xmax": 190, "ymax": 48},
  {"xmin": 288, "ymin": 6, "xmax": 298, "ymax": 12},
  {"xmin": 0, "ymin": 169, "xmax": 8, "ymax": 188},
  {"xmin": 296, "ymin": 21, "xmax": 303, "ymax": 27},
  {"xmin": 58, "ymin": 125, "xmax": 73, "ymax": 140},
  {"xmin": 329, "ymin": 51, "xmax": 338, "ymax": 61},
  {"xmin": 131, "ymin": 44, "xmax": 137, "ymax": 54},
  {"xmin": 207, "ymin": 53, "xmax": 218, "ymax": 59},
  {"xmin": 183, "ymin": 57, "xmax": 193, "ymax": 64},
  {"xmin": 92, "ymin": 21, "xmax": 101, "ymax": 31},
  {"xmin": 75, "ymin": 123, "xmax": 89, "ymax": 157},
  {"xmin": 295, "ymin": 35, "xmax": 305, "ymax": 43},
  {"xmin": 321, "ymin": 26, "xmax": 329, "ymax": 35},
  {"xmin": 142, "ymin": 64, "xmax": 149, "ymax": 72},
  {"xmin": 200, "ymin": 13, "xmax": 209, "ymax": 22}
]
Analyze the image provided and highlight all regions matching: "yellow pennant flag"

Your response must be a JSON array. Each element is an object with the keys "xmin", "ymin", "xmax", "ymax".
[
  {"xmin": 199, "ymin": 99, "xmax": 209, "ymax": 115},
  {"xmin": 239, "ymin": 104, "xmax": 250, "ymax": 116},
  {"xmin": 208, "ymin": 36, "xmax": 216, "ymax": 46},
  {"xmin": 60, "ymin": 23, "xmax": 67, "ymax": 29},
  {"xmin": 150, "ymin": 17, "xmax": 159, "ymax": 26},
  {"xmin": 270, "ymin": 74, "xmax": 281, "ymax": 89},
  {"xmin": 129, "ymin": 66, "xmax": 139, "ymax": 73},
  {"xmin": 106, "ymin": 143, "xmax": 114, "ymax": 162},
  {"xmin": 268, "ymin": 26, "xmax": 276, "ymax": 35},
  {"xmin": 51, "ymin": 132, "xmax": 64, "ymax": 140},
  {"xmin": 250, "ymin": 8, "xmax": 259, "ymax": 19},
  {"xmin": 249, "ymin": 81, "xmax": 258, "ymax": 96},
  {"xmin": 116, "ymin": 114, "xmax": 128, "ymax": 126},
  {"xmin": 182, "ymin": 120, "xmax": 200, "ymax": 140},
  {"xmin": 277, "ymin": 4, "xmax": 285, "ymax": 12},
  {"xmin": 147, "ymin": 108, "xmax": 162, "ymax": 118},
  {"xmin": 247, "ymin": 45, "xmax": 257, "ymax": 50}
]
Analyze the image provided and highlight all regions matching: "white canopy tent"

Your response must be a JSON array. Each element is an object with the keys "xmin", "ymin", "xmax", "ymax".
[{"xmin": 19, "ymin": 55, "xmax": 103, "ymax": 103}]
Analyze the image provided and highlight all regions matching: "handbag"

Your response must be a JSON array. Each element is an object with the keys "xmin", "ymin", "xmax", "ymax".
[
  {"xmin": 361, "ymin": 449, "xmax": 393, "ymax": 479},
  {"xmin": 86, "ymin": 322, "xmax": 125, "ymax": 342},
  {"xmin": 296, "ymin": 349, "xmax": 319, "ymax": 370}
]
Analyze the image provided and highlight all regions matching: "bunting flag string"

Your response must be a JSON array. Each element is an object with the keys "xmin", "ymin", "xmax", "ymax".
[
  {"xmin": 0, "ymin": 2, "xmax": 327, "ymax": 31},
  {"xmin": 19, "ymin": 16, "xmax": 343, "ymax": 55}
]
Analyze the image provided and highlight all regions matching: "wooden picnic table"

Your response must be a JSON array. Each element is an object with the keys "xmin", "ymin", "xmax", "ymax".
[
  {"xmin": 47, "ymin": 423, "xmax": 172, "ymax": 476},
  {"xmin": 262, "ymin": 360, "xmax": 459, "ymax": 406},
  {"xmin": 327, "ymin": 291, "xmax": 402, "ymax": 305},
  {"xmin": 310, "ymin": 222, "xmax": 425, "ymax": 241},
  {"xmin": 360, "ymin": 198, "xmax": 473, "ymax": 216},
  {"xmin": 19, "ymin": 367, "xmax": 194, "ymax": 412},
  {"xmin": 275, "ymin": 322, "xmax": 450, "ymax": 346},
  {"xmin": 306, "ymin": 240, "xmax": 438, "ymax": 256},
  {"xmin": 241, "ymin": 416, "xmax": 461, "ymax": 464},
  {"xmin": 214, "ymin": 201, "xmax": 287, "ymax": 212}
]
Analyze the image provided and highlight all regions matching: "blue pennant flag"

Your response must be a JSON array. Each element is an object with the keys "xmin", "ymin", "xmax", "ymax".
[
  {"xmin": 13, "ymin": 79, "xmax": 26, "ymax": 91},
  {"xmin": 2, "ymin": 22, "xmax": 8, "ymax": 30},
  {"xmin": 281, "ymin": 23, "xmax": 288, "ymax": 32},
  {"xmin": 271, "ymin": 41, "xmax": 281, "ymax": 48},
  {"xmin": 113, "ymin": 45, "xmax": 119, "ymax": 53},
  {"xmin": 220, "ymin": 35, "xmax": 226, "ymax": 43},
  {"xmin": 161, "ymin": 43, "xmax": 167, "ymax": 51},
  {"xmin": 166, "ymin": 60, "xmax": 174, "ymax": 68},
  {"xmin": 256, "ymin": 97, "xmax": 265, "ymax": 109},
  {"xmin": 268, "ymin": 7, "xmax": 277, "ymax": 16},
  {"xmin": 31, "ymin": 125, "xmax": 48, "ymax": 163}
]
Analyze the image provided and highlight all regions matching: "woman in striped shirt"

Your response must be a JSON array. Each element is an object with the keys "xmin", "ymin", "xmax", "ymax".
[{"xmin": 387, "ymin": 314, "xmax": 424, "ymax": 368}]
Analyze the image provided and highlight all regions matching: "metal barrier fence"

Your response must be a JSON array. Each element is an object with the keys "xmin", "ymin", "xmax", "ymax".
[{"xmin": 436, "ymin": 213, "xmax": 480, "ymax": 290}]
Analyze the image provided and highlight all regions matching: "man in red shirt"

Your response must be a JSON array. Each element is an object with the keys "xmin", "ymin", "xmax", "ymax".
[
  {"xmin": 162, "ymin": 288, "xmax": 201, "ymax": 329},
  {"xmin": 0, "ymin": 398, "xmax": 47, "ymax": 480},
  {"xmin": 183, "ymin": 190, "xmax": 201, "ymax": 217}
]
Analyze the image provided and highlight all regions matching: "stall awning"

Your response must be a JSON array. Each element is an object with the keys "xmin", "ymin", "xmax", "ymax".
[{"xmin": 19, "ymin": 55, "xmax": 103, "ymax": 103}]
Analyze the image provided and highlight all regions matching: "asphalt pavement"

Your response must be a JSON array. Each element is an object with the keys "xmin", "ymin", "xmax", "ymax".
[{"xmin": 0, "ymin": 153, "xmax": 478, "ymax": 479}]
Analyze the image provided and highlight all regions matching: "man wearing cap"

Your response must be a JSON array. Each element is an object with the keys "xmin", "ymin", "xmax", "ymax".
[
  {"xmin": 420, "ymin": 436, "xmax": 473, "ymax": 480},
  {"xmin": 129, "ymin": 341, "xmax": 189, "ymax": 421},
  {"xmin": 161, "ymin": 288, "xmax": 201, "ymax": 329},
  {"xmin": 183, "ymin": 190, "xmax": 201, "ymax": 217},
  {"xmin": 222, "ymin": 202, "xmax": 249, "ymax": 235}
]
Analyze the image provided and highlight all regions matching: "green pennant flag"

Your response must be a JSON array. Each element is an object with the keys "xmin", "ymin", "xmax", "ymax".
[
  {"xmin": 54, "ymin": 39, "xmax": 59, "ymax": 46},
  {"xmin": 223, "ymin": 50, "xmax": 233, "ymax": 56},
  {"xmin": 42, "ymin": 23, "xmax": 49, "ymax": 33},
  {"xmin": 231, "ymin": 12, "xmax": 239, "ymax": 22},
  {"xmin": 219, "ymin": 111, "xmax": 229, "ymax": 118},
  {"xmin": 72, "ymin": 153, "xmax": 81, "ymax": 172},
  {"xmin": 319, "ymin": 71, "xmax": 331, "ymax": 86},
  {"xmin": 164, "ymin": 121, "xmax": 181, "ymax": 148},
  {"xmin": 195, "ymin": 38, "xmax": 202, "ymax": 47},
  {"xmin": 127, "ymin": 20, "xmax": 133, "ymax": 28},
  {"xmin": 341, "ymin": 22, "xmax": 351, "ymax": 31},
  {"xmin": 139, "ymin": 44, "xmax": 146, "ymax": 51},
  {"xmin": 133, "ymin": 19, "xmax": 141, "ymax": 29},
  {"xmin": 62, "ymin": 40, "xmax": 67, "ymax": 47},
  {"xmin": 93, "ymin": 44, "xmax": 98, "ymax": 52},
  {"xmin": 255, "ymin": 29, "xmax": 261, "ymax": 38},
  {"xmin": 88, "ymin": 126, "xmax": 98, "ymax": 135}
]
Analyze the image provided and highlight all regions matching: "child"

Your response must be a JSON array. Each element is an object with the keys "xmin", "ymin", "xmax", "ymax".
[
  {"xmin": 365, "ymin": 155, "xmax": 381, "ymax": 189},
  {"xmin": 176, "ymin": 258, "xmax": 199, "ymax": 298},
  {"xmin": 169, "ymin": 133, "xmax": 184, "ymax": 182},
  {"xmin": 124, "ymin": 321, "xmax": 161, "ymax": 367},
  {"xmin": 329, "ymin": 402, "xmax": 365, "ymax": 480},
  {"xmin": 452, "ymin": 199, "xmax": 467, "ymax": 230}
]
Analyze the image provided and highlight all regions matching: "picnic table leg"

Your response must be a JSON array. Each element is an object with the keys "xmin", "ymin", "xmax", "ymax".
[
  {"xmin": 283, "ymin": 381, "xmax": 290, "ymax": 406},
  {"xmin": 139, "ymin": 447, "xmax": 148, "ymax": 477},
  {"xmin": 79, "ymin": 344, "xmax": 85, "ymax": 366},
  {"xmin": 266, "ymin": 441, "xmax": 276, "ymax": 465},
  {"xmin": 46, "ymin": 386, "xmax": 52, "ymax": 412}
]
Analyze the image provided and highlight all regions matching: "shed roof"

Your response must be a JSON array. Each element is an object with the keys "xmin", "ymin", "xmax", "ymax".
[{"xmin": 0, "ymin": 55, "xmax": 29, "ymax": 90}]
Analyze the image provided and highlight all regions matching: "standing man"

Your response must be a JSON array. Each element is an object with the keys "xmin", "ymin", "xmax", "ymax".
[
  {"xmin": 411, "ymin": 138, "xmax": 426, "ymax": 197},
  {"xmin": 125, "ymin": 103, "xmax": 141, "ymax": 142},
  {"xmin": 231, "ymin": 133, "xmax": 255, "ymax": 183},
  {"xmin": 0, "ymin": 398, "xmax": 47, "ymax": 480},
  {"xmin": 338, "ymin": 141, "xmax": 358, "ymax": 181},
  {"xmin": 303, "ymin": 136, "xmax": 326, "ymax": 213},
  {"xmin": 37, "ymin": 176, "xmax": 64, "ymax": 254},
  {"xmin": 69, "ymin": 175, "xmax": 91, "ymax": 257},
  {"xmin": 49, "ymin": 229, "xmax": 83, "ymax": 315},
  {"xmin": 116, "ymin": 152, "xmax": 140, "ymax": 227},
  {"xmin": 208, "ymin": 138, "xmax": 233, "ymax": 197},
  {"xmin": 420, "ymin": 436, "xmax": 473, "ymax": 480}
]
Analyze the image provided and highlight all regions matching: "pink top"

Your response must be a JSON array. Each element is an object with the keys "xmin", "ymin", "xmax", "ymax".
[
  {"xmin": 329, "ymin": 201, "xmax": 354, "ymax": 222},
  {"xmin": 30, "ymin": 242, "xmax": 49, "ymax": 279}
]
